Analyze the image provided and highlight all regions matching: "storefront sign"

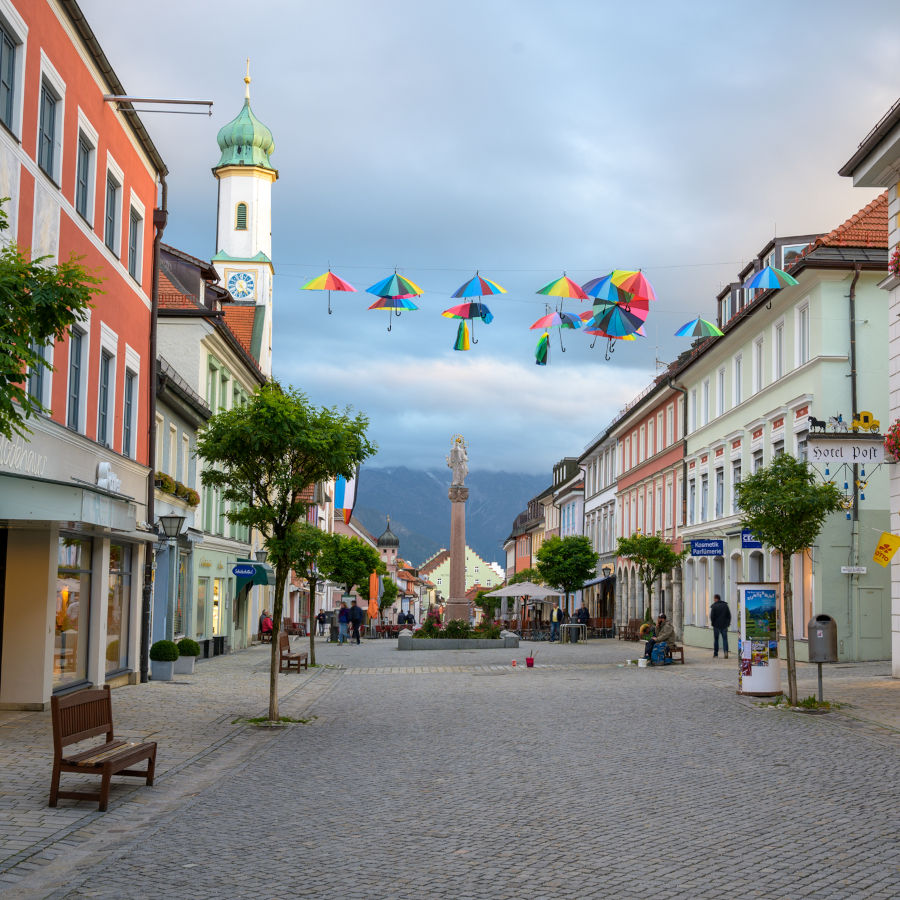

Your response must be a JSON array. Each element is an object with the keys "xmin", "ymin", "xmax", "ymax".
[
  {"xmin": 807, "ymin": 436, "xmax": 883, "ymax": 464},
  {"xmin": 873, "ymin": 532, "xmax": 900, "ymax": 567},
  {"xmin": 741, "ymin": 529, "xmax": 763, "ymax": 549},
  {"xmin": 233, "ymin": 564, "xmax": 256, "ymax": 577},
  {"xmin": 0, "ymin": 435, "xmax": 48, "ymax": 477},
  {"xmin": 690, "ymin": 539, "xmax": 724, "ymax": 557}
]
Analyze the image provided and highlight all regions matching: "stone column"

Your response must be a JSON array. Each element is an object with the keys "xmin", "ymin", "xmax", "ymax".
[
  {"xmin": 445, "ymin": 484, "xmax": 469, "ymax": 622},
  {"xmin": 672, "ymin": 564, "xmax": 684, "ymax": 637}
]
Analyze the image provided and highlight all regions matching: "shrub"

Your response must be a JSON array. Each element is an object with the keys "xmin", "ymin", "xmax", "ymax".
[
  {"xmin": 473, "ymin": 622, "xmax": 501, "ymax": 640},
  {"xmin": 177, "ymin": 637, "xmax": 201, "ymax": 657},
  {"xmin": 415, "ymin": 617, "xmax": 442, "ymax": 638},
  {"xmin": 184, "ymin": 488, "xmax": 200, "ymax": 507},
  {"xmin": 155, "ymin": 471, "xmax": 176, "ymax": 493},
  {"xmin": 149, "ymin": 639, "xmax": 179, "ymax": 662},
  {"xmin": 443, "ymin": 619, "xmax": 472, "ymax": 639}
]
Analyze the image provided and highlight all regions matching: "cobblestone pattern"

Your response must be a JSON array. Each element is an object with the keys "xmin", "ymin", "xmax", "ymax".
[{"xmin": 1, "ymin": 638, "xmax": 898, "ymax": 898}]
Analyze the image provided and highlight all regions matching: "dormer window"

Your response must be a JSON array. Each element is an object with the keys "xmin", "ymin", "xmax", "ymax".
[{"xmin": 235, "ymin": 202, "xmax": 248, "ymax": 230}]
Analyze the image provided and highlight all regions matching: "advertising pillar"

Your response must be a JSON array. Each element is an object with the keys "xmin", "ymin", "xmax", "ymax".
[{"xmin": 737, "ymin": 582, "xmax": 781, "ymax": 696}]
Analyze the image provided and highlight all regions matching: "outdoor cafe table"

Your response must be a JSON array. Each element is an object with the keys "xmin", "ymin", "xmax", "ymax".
[{"xmin": 559, "ymin": 623, "xmax": 587, "ymax": 644}]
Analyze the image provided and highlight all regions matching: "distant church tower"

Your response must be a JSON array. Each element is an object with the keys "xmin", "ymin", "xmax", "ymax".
[
  {"xmin": 211, "ymin": 64, "xmax": 278, "ymax": 377},
  {"xmin": 377, "ymin": 517, "xmax": 400, "ymax": 577}
]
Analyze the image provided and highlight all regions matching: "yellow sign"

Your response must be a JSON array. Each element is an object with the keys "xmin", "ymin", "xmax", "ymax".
[{"xmin": 872, "ymin": 532, "xmax": 900, "ymax": 567}]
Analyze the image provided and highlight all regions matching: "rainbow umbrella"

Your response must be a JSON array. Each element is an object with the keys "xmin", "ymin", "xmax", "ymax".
[
  {"xmin": 530, "ymin": 309, "xmax": 581, "ymax": 352},
  {"xmin": 745, "ymin": 265, "xmax": 799, "ymax": 291},
  {"xmin": 536, "ymin": 274, "xmax": 588, "ymax": 301},
  {"xmin": 614, "ymin": 269, "xmax": 657, "ymax": 302},
  {"xmin": 451, "ymin": 272, "xmax": 507, "ymax": 298},
  {"xmin": 300, "ymin": 269, "xmax": 357, "ymax": 315},
  {"xmin": 582, "ymin": 272, "xmax": 633, "ymax": 304},
  {"xmin": 594, "ymin": 303, "xmax": 643, "ymax": 337},
  {"xmin": 453, "ymin": 321, "xmax": 470, "ymax": 351},
  {"xmin": 366, "ymin": 270, "xmax": 424, "ymax": 332},
  {"xmin": 442, "ymin": 301, "xmax": 494, "ymax": 347},
  {"xmin": 535, "ymin": 331, "xmax": 550, "ymax": 366},
  {"xmin": 675, "ymin": 316, "xmax": 724, "ymax": 338},
  {"xmin": 584, "ymin": 323, "xmax": 642, "ymax": 359},
  {"xmin": 591, "ymin": 294, "xmax": 650, "ymax": 324},
  {"xmin": 367, "ymin": 296, "xmax": 419, "ymax": 312}
]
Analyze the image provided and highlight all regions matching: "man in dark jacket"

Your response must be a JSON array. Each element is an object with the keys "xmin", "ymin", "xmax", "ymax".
[
  {"xmin": 643, "ymin": 613, "xmax": 676, "ymax": 660},
  {"xmin": 349, "ymin": 600, "xmax": 364, "ymax": 644},
  {"xmin": 710, "ymin": 593, "xmax": 731, "ymax": 658}
]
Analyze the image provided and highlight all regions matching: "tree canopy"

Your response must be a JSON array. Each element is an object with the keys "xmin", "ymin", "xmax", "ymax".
[
  {"xmin": 735, "ymin": 453, "xmax": 843, "ymax": 705},
  {"xmin": 616, "ymin": 533, "xmax": 686, "ymax": 621},
  {"xmin": 284, "ymin": 522, "xmax": 332, "ymax": 667},
  {"xmin": 0, "ymin": 201, "xmax": 100, "ymax": 440},
  {"xmin": 319, "ymin": 533, "xmax": 382, "ymax": 598},
  {"xmin": 508, "ymin": 567, "xmax": 543, "ymax": 585},
  {"xmin": 535, "ymin": 536, "xmax": 597, "ymax": 605}
]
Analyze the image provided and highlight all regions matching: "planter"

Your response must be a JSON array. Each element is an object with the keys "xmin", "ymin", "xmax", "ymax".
[
  {"xmin": 150, "ymin": 659, "xmax": 175, "ymax": 681},
  {"xmin": 173, "ymin": 655, "xmax": 196, "ymax": 675},
  {"xmin": 398, "ymin": 636, "xmax": 518, "ymax": 651},
  {"xmin": 525, "ymin": 657, "xmax": 535, "ymax": 668}
]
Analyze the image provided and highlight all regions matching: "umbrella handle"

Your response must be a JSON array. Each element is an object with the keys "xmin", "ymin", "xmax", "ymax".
[
  {"xmin": 590, "ymin": 334, "xmax": 598, "ymax": 350},
  {"xmin": 328, "ymin": 290, "xmax": 333, "ymax": 315},
  {"xmin": 472, "ymin": 318, "xmax": 478, "ymax": 345},
  {"xmin": 604, "ymin": 338, "xmax": 614, "ymax": 361},
  {"xmin": 387, "ymin": 316, "xmax": 393, "ymax": 333},
  {"xmin": 559, "ymin": 329, "xmax": 566, "ymax": 353}
]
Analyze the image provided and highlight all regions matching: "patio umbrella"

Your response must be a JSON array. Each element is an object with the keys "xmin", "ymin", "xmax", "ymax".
[
  {"xmin": 366, "ymin": 271, "xmax": 424, "ymax": 332},
  {"xmin": 530, "ymin": 309, "xmax": 581, "ymax": 352},
  {"xmin": 535, "ymin": 331, "xmax": 550, "ymax": 366},
  {"xmin": 675, "ymin": 316, "xmax": 724, "ymax": 338},
  {"xmin": 536, "ymin": 273, "xmax": 588, "ymax": 301},
  {"xmin": 451, "ymin": 272, "xmax": 507, "ymax": 298},
  {"xmin": 442, "ymin": 301, "xmax": 494, "ymax": 347},
  {"xmin": 300, "ymin": 269, "xmax": 357, "ymax": 315},
  {"xmin": 745, "ymin": 265, "xmax": 799, "ymax": 291},
  {"xmin": 482, "ymin": 582, "xmax": 561, "ymax": 598}
]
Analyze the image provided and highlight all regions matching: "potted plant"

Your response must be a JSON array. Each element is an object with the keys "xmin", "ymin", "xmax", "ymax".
[
  {"xmin": 174, "ymin": 637, "xmax": 201, "ymax": 675},
  {"xmin": 149, "ymin": 639, "xmax": 179, "ymax": 681},
  {"xmin": 884, "ymin": 419, "xmax": 900, "ymax": 462}
]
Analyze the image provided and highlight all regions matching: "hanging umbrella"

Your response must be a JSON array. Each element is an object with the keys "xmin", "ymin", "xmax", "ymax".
[
  {"xmin": 536, "ymin": 273, "xmax": 588, "ymax": 301},
  {"xmin": 675, "ymin": 316, "xmax": 724, "ymax": 338},
  {"xmin": 530, "ymin": 309, "xmax": 581, "ymax": 352},
  {"xmin": 582, "ymin": 272, "xmax": 633, "ymax": 304},
  {"xmin": 451, "ymin": 272, "xmax": 507, "ymax": 298},
  {"xmin": 614, "ymin": 269, "xmax": 657, "ymax": 301},
  {"xmin": 594, "ymin": 303, "xmax": 643, "ymax": 337},
  {"xmin": 591, "ymin": 294, "xmax": 650, "ymax": 323},
  {"xmin": 534, "ymin": 331, "xmax": 550, "ymax": 366},
  {"xmin": 442, "ymin": 301, "xmax": 494, "ymax": 347},
  {"xmin": 366, "ymin": 271, "xmax": 424, "ymax": 332},
  {"xmin": 453, "ymin": 321, "xmax": 470, "ymax": 351},
  {"xmin": 745, "ymin": 265, "xmax": 799, "ymax": 291},
  {"xmin": 300, "ymin": 269, "xmax": 357, "ymax": 315}
]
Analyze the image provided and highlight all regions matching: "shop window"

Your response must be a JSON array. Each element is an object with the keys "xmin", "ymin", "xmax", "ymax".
[
  {"xmin": 55, "ymin": 536, "xmax": 92, "ymax": 689},
  {"xmin": 106, "ymin": 543, "xmax": 131, "ymax": 673},
  {"xmin": 174, "ymin": 551, "xmax": 188, "ymax": 635},
  {"xmin": 196, "ymin": 577, "xmax": 208, "ymax": 638}
]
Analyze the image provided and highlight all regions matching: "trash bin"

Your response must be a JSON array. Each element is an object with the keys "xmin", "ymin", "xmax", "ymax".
[{"xmin": 807, "ymin": 614, "xmax": 838, "ymax": 662}]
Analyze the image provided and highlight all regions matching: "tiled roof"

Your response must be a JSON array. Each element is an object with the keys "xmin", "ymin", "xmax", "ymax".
[
  {"xmin": 299, "ymin": 484, "xmax": 315, "ymax": 502},
  {"xmin": 222, "ymin": 305, "xmax": 256, "ymax": 356},
  {"xmin": 159, "ymin": 272, "xmax": 200, "ymax": 309},
  {"xmin": 814, "ymin": 191, "xmax": 888, "ymax": 249}
]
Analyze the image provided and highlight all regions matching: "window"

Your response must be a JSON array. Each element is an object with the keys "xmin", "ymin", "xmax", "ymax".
[
  {"xmin": 715, "ymin": 468, "xmax": 724, "ymax": 518},
  {"xmin": 702, "ymin": 379, "xmax": 710, "ymax": 426},
  {"xmin": 716, "ymin": 368, "xmax": 725, "ymax": 417},
  {"xmin": 797, "ymin": 433, "xmax": 808, "ymax": 462},
  {"xmin": 752, "ymin": 448, "xmax": 763, "ymax": 473},
  {"xmin": 182, "ymin": 434, "xmax": 190, "ymax": 486},
  {"xmin": 797, "ymin": 303, "xmax": 809, "ymax": 365},
  {"xmin": 666, "ymin": 405, "xmax": 674, "ymax": 445},
  {"xmin": 106, "ymin": 544, "xmax": 131, "ymax": 673},
  {"xmin": 774, "ymin": 321, "xmax": 784, "ymax": 380},
  {"xmin": 773, "ymin": 439, "xmax": 784, "ymax": 457},
  {"xmin": 27, "ymin": 339, "xmax": 46, "ymax": 406},
  {"xmin": 75, "ymin": 135, "xmax": 91, "ymax": 219},
  {"xmin": 0, "ymin": 20, "xmax": 15, "ymax": 131},
  {"xmin": 67, "ymin": 328, "xmax": 85, "ymax": 430},
  {"xmin": 38, "ymin": 82, "xmax": 57, "ymax": 177},
  {"xmin": 104, "ymin": 172, "xmax": 120, "ymax": 255},
  {"xmin": 656, "ymin": 412, "xmax": 663, "ymax": 451},
  {"xmin": 168, "ymin": 424, "xmax": 177, "ymax": 476},
  {"xmin": 782, "ymin": 243, "xmax": 807, "ymax": 268},
  {"xmin": 732, "ymin": 460, "xmax": 742, "ymax": 512},
  {"xmin": 55, "ymin": 536, "xmax": 92, "ymax": 688},
  {"xmin": 235, "ymin": 202, "xmax": 247, "ymax": 230},
  {"xmin": 690, "ymin": 389, "xmax": 697, "ymax": 432},
  {"xmin": 688, "ymin": 479, "xmax": 696, "ymax": 525},
  {"xmin": 656, "ymin": 483, "xmax": 662, "ymax": 531},
  {"xmin": 155, "ymin": 414, "xmax": 164, "ymax": 473},
  {"xmin": 123, "ymin": 370, "xmax": 136, "ymax": 457},
  {"xmin": 700, "ymin": 474, "xmax": 709, "ymax": 522},
  {"xmin": 734, "ymin": 354, "xmax": 743, "ymax": 405},
  {"xmin": 128, "ymin": 207, "xmax": 143, "ymax": 281},
  {"xmin": 639, "ymin": 426, "xmax": 645, "ymax": 462},
  {"xmin": 753, "ymin": 338, "xmax": 764, "ymax": 393},
  {"xmin": 97, "ymin": 351, "xmax": 112, "ymax": 446}
]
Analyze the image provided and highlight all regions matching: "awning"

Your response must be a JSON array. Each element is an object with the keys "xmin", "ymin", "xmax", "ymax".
[
  {"xmin": 581, "ymin": 573, "xmax": 616, "ymax": 588},
  {"xmin": 234, "ymin": 560, "xmax": 276, "ymax": 593}
]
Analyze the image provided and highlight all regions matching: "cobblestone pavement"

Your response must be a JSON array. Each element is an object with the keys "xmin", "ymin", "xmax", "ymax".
[{"xmin": 1, "ymin": 636, "xmax": 898, "ymax": 899}]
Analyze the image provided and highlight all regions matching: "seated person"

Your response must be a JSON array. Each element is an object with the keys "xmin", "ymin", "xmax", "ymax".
[
  {"xmin": 260, "ymin": 611, "xmax": 274, "ymax": 638},
  {"xmin": 643, "ymin": 612, "xmax": 675, "ymax": 659}
]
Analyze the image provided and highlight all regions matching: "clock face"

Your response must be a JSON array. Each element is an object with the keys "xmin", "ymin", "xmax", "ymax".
[{"xmin": 228, "ymin": 271, "xmax": 255, "ymax": 299}]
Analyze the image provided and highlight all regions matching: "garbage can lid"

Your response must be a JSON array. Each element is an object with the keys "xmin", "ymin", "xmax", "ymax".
[{"xmin": 814, "ymin": 614, "xmax": 834, "ymax": 623}]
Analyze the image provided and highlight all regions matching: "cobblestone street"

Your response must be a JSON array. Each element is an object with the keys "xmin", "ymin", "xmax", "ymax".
[{"xmin": 1, "ymin": 637, "xmax": 898, "ymax": 899}]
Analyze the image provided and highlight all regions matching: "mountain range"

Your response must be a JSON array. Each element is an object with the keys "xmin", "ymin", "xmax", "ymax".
[{"xmin": 353, "ymin": 467, "xmax": 548, "ymax": 569}]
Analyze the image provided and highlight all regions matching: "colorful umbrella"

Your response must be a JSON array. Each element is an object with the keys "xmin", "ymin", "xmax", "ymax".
[
  {"xmin": 614, "ymin": 269, "xmax": 657, "ymax": 302},
  {"xmin": 594, "ymin": 303, "xmax": 643, "ymax": 337},
  {"xmin": 530, "ymin": 309, "xmax": 581, "ymax": 351},
  {"xmin": 745, "ymin": 265, "xmax": 799, "ymax": 291},
  {"xmin": 453, "ymin": 321, "xmax": 470, "ymax": 351},
  {"xmin": 591, "ymin": 294, "xmax": 650, "ymax": 323},
  {"xmin": 675, "ymin": 316, "xmax": 724, "ymax": 338},
  {"xmin": 442, "ymin": 301, "xmax": 494, "ymax": 347},
  {"xmin": 366, "ymin": 271, "xmax": 424, "ymax": 331},
  {"xmin": 535, "ymin": 331, "xmax": 550, "ymax": 366},
  {"xmin": 582, "ymin": 272, "xmax": 633, "ymax": 304},
  {"xmin": 536, "ymin": 273, "xmax": 588, "ymax": 301},
  {"xmin": 300, "ymin": 269, "xmax": 357, "ymax": 315},
  {"xmin": 451, "ymin": 272, "xmax": 507, "ymax": 298},
  {"xmin": 367, "ymin": 296, "xmax": 419, "ymax": 312}
]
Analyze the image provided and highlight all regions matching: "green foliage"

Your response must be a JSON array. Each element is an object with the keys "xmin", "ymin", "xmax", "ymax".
[
  {"xmin": 155, "ymin": 471, "xmax": 176, "ymax": 493},
  {"xmin": 149, "ymin": 640, "xmax": 179, "ymax": 662},
  {"xmin": 357, "ymin": 560, "xmax": 387, "ymax": 601},
  {"xmin": 414, "ymin": 614, "xmax": 442, "ymax": 638},
  {"xmin": 474, "ymin": 587, "xmax": 501, "ymax": 621},
  {"xmin": 473, "ymin": 621, "xmax": 501, "ymax": 639},
  {"xmin": 616, "ymin": 533, "xmax": 686, "ymax": 615},
  {"xmin": 508, "ymin": 567, "xmax": 542, "ymax": 585},
  {"xmin": 284, "ymin": 522, "xmax": 333, "ymax": 670},
  {"xmin": 177, "ymin": 638, "xmax": 201, "ymax": 657},
  {"xmin": 536, "ymin": 535, "xmax": 598, "ymax": 598},
  {"xmin": 378, "ymin": 577, "xmax": 398, "ymax": 613},
  {"xmin": 734, "ymin": 453, "xmax": 844, "ymax": 558},
  {"xmin": 443, "ymin": 619, "xmax": 472, "ymax": 639},
  {"xmin": 0, "ymin": 200, "xmax": 100, "ymax": 440},
  {"xmin": 319, "ymin": 532, "xmax": 382, "ymax": 596}
]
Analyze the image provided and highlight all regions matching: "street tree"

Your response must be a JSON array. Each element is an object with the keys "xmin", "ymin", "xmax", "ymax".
[
  {"xmin": 508, "ymin": 567, "xmax": 543, "ymax": 585},
  {"xmin": 616, "ymin": 533, "xmax": 686, "ymax": 623},
  {"xmin": 319, "ymin": 532, "xmax": 382, "ymax": 603},
  {"xmin": 377, "ymin": 576, "xmax": 398, "ymax": 619},
  {"xmin": 196, "ymin": 382, "xmax": 375, "ymax": 720},
  {"xmin": 735, "ymin": 453, "xmax": 843, "ymax": 706},
  {"xmin": 0, "ymin": 202, "xmax": 100, "ymax": 440},
  {"xmin": 285, "ymin": 523, "xmax": 333, "ymax": 667},
  {"xmin": 535, "ymin": 535, "xmax": 598, "ymax": 612},
  {"xmin": 474, "ymin": 586, "xmax": 501, "ymax": 623}
]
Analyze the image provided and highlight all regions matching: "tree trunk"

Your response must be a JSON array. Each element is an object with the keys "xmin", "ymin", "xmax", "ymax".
[
  {"xmin": 782, "ymin": 552, "xmax": 798, "ymax": 706},
  {"xmin": 268, "ymin": 564, "xmax": 288, "ymax": 721},
  {"xmin": 308, "ymin": 575, "xmax": 317, "ymax": 667}
]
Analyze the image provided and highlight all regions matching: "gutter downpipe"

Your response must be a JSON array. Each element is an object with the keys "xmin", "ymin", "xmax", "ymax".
[
  {"xmin": 668, "ymin": 378, "xmax": 689, "ymax": 635},
  {"xmin": 848, "ymin": 263, "xmax": 861, "ymax": 653},
  {"xmin": 140, "ymin": 176, "xmax": 168, "ymax": 683}
]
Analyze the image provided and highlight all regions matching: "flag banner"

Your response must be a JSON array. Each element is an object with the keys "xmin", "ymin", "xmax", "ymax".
[
  {"xmin": 368, "ymin": 571, "xmax": 379, "ymax": 619},
  {"xmin": 872, "ymin": 531, "xmax": 900, "ymax": 567},
  {"xmin": 334, "ymin": 466, "xmax": 360, "ymax": 525}
]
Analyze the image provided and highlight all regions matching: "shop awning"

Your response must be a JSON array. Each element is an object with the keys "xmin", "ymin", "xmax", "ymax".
[{"xmin": 234, "ymin": 560, "xmax": 276, "ymax": 593}]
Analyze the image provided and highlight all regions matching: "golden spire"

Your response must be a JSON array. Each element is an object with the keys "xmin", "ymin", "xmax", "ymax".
[{"xmin": 244, "ymin": 58, "xmax": 251, "ymax": 100}]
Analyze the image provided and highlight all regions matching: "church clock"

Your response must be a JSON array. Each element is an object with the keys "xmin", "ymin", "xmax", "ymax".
[{"xmin": 227, "ymin": 270, "xmax": 256, "ymax": 300}]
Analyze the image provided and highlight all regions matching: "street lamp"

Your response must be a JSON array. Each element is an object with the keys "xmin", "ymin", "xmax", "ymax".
[
  {"xmin": 157, "ymin": 514, "xmax": 185, "ymax": 641},
  {"xmin": 255, "ymin": 549, "xmax": 268, "ymax": 563},
  {"xmin": 602, "ymin": 565, "xmax": 612, "ymax": 578}
]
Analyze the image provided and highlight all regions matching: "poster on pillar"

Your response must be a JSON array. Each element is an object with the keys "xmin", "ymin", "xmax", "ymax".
[{"xmin": 736, "ymin": 582, "xmax": 781, "ymax": 696}]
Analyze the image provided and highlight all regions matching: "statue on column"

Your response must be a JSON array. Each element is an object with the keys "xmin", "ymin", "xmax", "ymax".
[{"xmin": 447, "ymin": 435, "xmax": 468, "ymax": 486}]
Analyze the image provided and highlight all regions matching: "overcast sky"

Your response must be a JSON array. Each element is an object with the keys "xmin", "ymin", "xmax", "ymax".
[{"xmin": 81, "ymin": 0, "xmax": 899, "ymax": 473}]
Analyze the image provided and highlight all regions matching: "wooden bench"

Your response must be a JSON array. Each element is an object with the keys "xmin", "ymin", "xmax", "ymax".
[
  {"xmin": 258, "ymin": 630, "xmax": 273, "ymax": 643},
  {"xmin": 279, "ymin": 633, "xmax": 309, "ymax": 673},
  {"xmin": 666, "ymin": 644, "xmax": 685, "ymax": 664},
  {"xmin": 49, "ymin": 685, "xmax": 156, "ymax": 812}
]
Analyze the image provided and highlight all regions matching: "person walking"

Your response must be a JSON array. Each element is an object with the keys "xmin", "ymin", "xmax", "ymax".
[
  {"xmin": 316, "ymin": 610, "xmax": 327, "ymax": 637},
  {"xmin": 349, "ymin": 599, "xmax": 364, "ymax": 644},
  {"xmin": 549, "ymin": 601, "xmax": 564, "ymax": 642},
  {"xmin": 710, "ymin": 593, "xmax": 731, "ymax": 658},
  {"xmin": 337, "ymin": 602, "xmax": 350, "ymax": 645}
]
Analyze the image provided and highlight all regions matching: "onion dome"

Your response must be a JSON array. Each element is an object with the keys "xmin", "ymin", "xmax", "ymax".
[
  {"xmin": 214, "ymin": 72, "xmax": 275, "ymax": 170},
  {"xmin": 377, "ymin": 516, "xmax": 400, "ymax": 549}
]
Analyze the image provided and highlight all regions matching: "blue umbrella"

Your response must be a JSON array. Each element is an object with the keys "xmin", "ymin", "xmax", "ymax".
[{"xmin": 745, "ymin": 265, "xmax": 799, "ymax": 291}]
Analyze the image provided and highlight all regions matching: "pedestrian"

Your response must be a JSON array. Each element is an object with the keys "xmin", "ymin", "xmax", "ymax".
[
  {"xmin": 643, "ymin": 612, "xmax": 675, "ymax": 661},
  {"xmin": 407, "ymin": 610, "xmax": 416, "ymax": 626},
  {"xmin": 710, "ymin": 593, "xmax": 731, "ymax": 659},
  {"xmin": 573, "ymin": 602, "xmax": 590, "ymax": 643},
  {"xmin": 349, "ymin": 599, "xmax": 364, "ymax": 644},
  {"xmin": 316, "ymin": 610, "xmax": 327, "ymax": 636},
  {"xmin": 337, "ymin": 602, "xmax": 350, "ymax": 645},
  {"xmin": 259, "ymin": 610, "xmax": 273, "ymax": 642},
  {"xmin": 549, "ymin": 601, "xmax": 563, "ymax": 642}
]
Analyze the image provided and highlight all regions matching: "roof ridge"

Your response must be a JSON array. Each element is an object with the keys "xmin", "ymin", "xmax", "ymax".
[{"xmin": 815, "ymin": 190, "xmax": 888, "ymax": 249}]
